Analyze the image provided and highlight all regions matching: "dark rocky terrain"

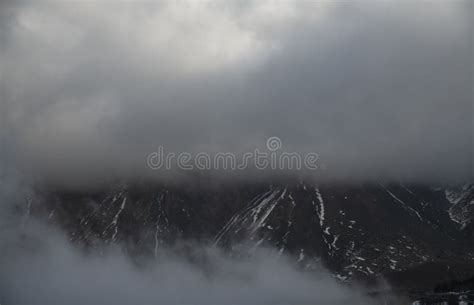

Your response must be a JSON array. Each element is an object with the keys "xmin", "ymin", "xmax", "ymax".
[{"xmin": 24, "ymin": 181, "xmax": 474, "ymax": 296}]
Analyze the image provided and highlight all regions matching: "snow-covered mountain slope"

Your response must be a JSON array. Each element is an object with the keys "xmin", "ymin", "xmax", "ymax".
[
  {"xmin": 213, "ymin": 183, "xmax": 473, "ymax": 282},
  {"xmin": 25, "ymin": 182, "xmax": 474, "ymax": 289},
  {"xmin": 446, "ymin": 184, "xmax": 474, "ymax": 231}
]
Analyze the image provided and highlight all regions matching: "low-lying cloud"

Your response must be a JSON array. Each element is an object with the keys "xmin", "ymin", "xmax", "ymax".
[
  {"xmin": 0, "ymin": 173, "xmax": 406, "ymax": 305},
  {"xmin": 1, "ymin": 0, "xmax": 472, "ymax": 187},
  {"xmin": 0, "ymin": 221, "xmax": 404, "ymax": 305}
]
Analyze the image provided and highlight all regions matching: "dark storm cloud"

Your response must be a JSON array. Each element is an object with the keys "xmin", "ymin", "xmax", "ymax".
[{"xmin": 1, "ymin": 0, "xmax": 472, "ymax": 186}]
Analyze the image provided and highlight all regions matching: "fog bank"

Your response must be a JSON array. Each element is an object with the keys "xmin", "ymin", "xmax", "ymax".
[{"xmin": 0, "ymin": 221, "xmax": 404, "ymax": 305}]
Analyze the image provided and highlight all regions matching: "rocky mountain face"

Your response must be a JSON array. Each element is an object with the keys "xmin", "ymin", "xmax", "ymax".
[
  {"xmin": 446, "ymin": 184, "xmax": 474, "ymax": 237},
  {"xmin": 26, "ymin": 182, "xmax": 474, "ymax": 290}
]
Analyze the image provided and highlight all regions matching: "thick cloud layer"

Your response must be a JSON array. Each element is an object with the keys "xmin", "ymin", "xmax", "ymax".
[{"xmin": 1, "ymin": 0, "xmax": 472, "ymax": 186}]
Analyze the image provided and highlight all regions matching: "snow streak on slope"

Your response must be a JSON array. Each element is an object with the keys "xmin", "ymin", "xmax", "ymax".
[
  {"xmin": 214, "ymin": 188, "xmax": 282, "ymax": 245},
  {"xmin": 379, "ymin": 183, "xmax": 423, "ymax": 221},
  {"xmin": 314, "ymin": 187, "xmax": 325, "ymax": 227},
  {"xmin": 446, "ymin": 184, "xmax": 474, "ymax": 229},
  {"xmin": 101, "ymin": 192, "xmax": 127, "ymax": 242},
  {"xmin": 111, "ymin": 198, "xmax": 127, "ymax": 241},
  {"xmin": 250, "ymin": 188, "xmax": 285, "ymax": 235},
  {"xmin": 154, "ymin": 192, "xmax": 169, "ymax": 258}
]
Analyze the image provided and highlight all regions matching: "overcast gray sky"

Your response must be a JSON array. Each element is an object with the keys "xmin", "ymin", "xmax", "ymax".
[{"xmin": 1, "ymin": 0, "xmax": 472, "ymax": 186}]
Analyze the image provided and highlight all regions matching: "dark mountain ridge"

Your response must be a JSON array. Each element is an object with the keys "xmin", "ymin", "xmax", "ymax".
[{"xmin": 24, "ymin": 181, "xmax": 474, "ymax": 292}]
